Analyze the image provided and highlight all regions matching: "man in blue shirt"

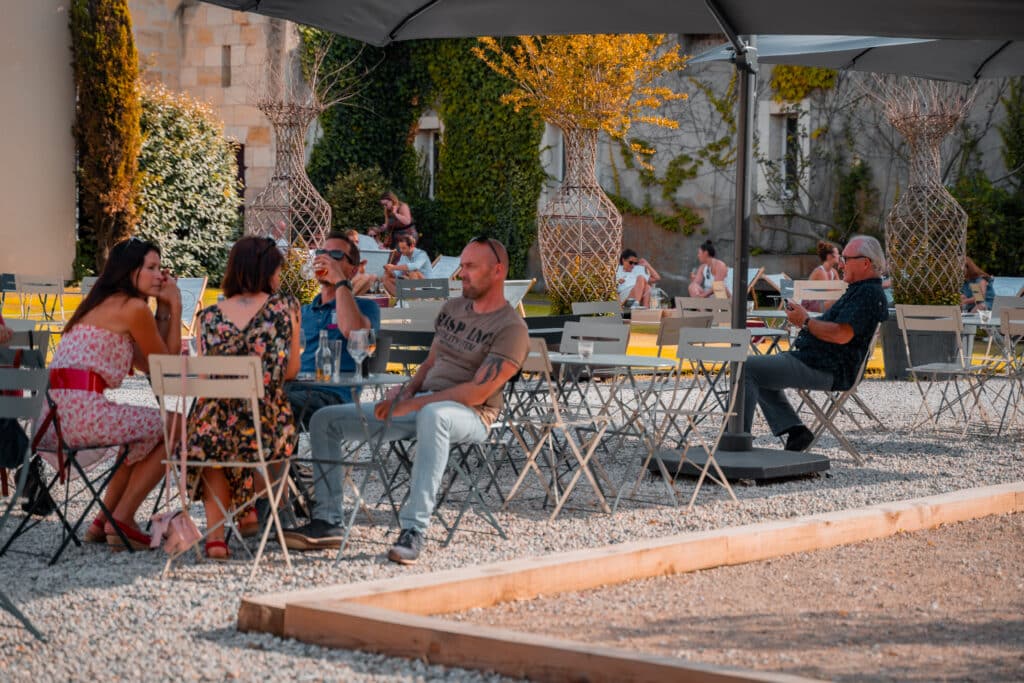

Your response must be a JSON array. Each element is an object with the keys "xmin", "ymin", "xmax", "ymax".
[
  {"xmin": 382, "ymin": 234, "xmax": 432, "ymax": 297},
  {"xmin": 743, "ymin": 235, "xmax": 889, "ymax": 451},
  {"xmin": 286, "ymin": 231, "xmax": 381, "ymax": 427}
]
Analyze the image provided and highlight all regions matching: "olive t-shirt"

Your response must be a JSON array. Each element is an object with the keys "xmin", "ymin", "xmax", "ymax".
[{"xmin": 422, "ymin": 297, "xmax": 530, "ymax": 424}]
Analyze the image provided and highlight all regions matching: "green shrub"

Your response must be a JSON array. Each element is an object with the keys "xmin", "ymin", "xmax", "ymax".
[
  {"xmin": 134, "ymin": 83, "xmax": 241, "ymax": 281},
  {"xmin": 324, "ymin": 164, "xmax": 390, "ymax": 233}
]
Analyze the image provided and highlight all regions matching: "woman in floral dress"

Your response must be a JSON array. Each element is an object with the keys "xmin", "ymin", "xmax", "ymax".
[
  {"xmin": 39, "ymin": 238, "xmax": 182, "ymax": 550},
  {"xmin": 187, "ymin": 236, "xmax": 300, "ymax": 560}
]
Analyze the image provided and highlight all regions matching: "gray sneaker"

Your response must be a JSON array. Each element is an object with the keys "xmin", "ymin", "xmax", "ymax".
[
  {"xmin": 387, "ymin": 528, "xmax": 424, "ymax": 565},
  {"xmin": 282, "ymin": 518, "xmax": 344, "ymax": 550}
]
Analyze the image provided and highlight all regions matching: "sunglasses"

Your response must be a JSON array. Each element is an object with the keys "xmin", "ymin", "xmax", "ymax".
[
  {"xmin": 470, "ymin": 236, "xmax": 502, "ymax": 264},
  {"xmin": 626, "ymin": 260, "xmax": 639, "ymax": 266},
  {"xmin": 315, "ymin": 248, "xmax": 354, "ymax": 265},
  {"xmin": 843, "ymin": 255, "xmax": 870, "ymax": 263}
]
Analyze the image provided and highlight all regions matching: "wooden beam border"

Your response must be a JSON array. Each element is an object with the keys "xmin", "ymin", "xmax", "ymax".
[{"xmin": 239, "ymin": 482, "xmax": 1024, "ymax": 681}]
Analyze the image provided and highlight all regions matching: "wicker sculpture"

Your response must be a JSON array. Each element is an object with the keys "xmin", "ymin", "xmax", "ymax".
[
  {"xmin": 872, "ymin": 77, "xmax": 974, "ymax": 305},
  {"xmin": 538, "ymin": 127, "xmax": 623, "ymax": 304}
]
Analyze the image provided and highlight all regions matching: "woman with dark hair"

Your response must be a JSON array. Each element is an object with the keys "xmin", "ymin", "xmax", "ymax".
[
  {"xmin": 961, "ymin": 256, "xmax": 995, "ymax": 311},
  {"xmin": 369, "ymin": 190, "xmax": 416, "ymax": 248},
  {"xmin": 186, "ymin": 236, "xmax": 301, "ymax": 560},
  {"xmin": 687, "ymin": 239, "xmax": 729, "ymax": 298},
  {"xmin": 616, "ymin": 248, "xmax": 660, "ymax": 307},
  {"xmin": 37, "ymin": 237, "xmax": 181, "ymax": 550},
  {"xmin": 804, "ymin": 240, "xmax": 841, "ymax": 312}
]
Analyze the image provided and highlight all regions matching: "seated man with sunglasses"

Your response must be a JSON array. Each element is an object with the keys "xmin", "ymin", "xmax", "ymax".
[
  {"xmin": 284, "ymin": 237, "xmax": 528, "ymax": 563},
  {"xmin": 284, "ymin": 231, "xmax": 381, "ymax": 428}
]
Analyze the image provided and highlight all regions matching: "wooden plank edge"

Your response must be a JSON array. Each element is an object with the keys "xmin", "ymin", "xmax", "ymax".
[
  {"xmin": 239, "ymin": 481, "xmax": 1024, "ymax": 634},
  {"xmin": 283, "ymin": 601, "xmax": 819, "ymax": 683}
]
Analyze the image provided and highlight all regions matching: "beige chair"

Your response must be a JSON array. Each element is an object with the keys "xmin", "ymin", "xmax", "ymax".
[
  {"xmin": 149, "ymin": 354, "xmax": 291, "ymax": 580},
  {"xmin": 654, "ymin": 314, "xmax": 712, "ymax": 357},
  {"xmin": 15, "ymin": 274, "xmax": 66, "ymax": 326},
  {"xmin": 571, "ymin": 301, "xmax": 622, "ymax": 318},
  {"xmin": 379, "ymin": 301, "xmax": 443, "ymax": 331},
  {"xmin": 396, "ymin": 277, "xmax": 449, "ymax": 307},
  {"xmin": 558, "ymin": 320, "xmax": 629, "ymax": 355},
  {"xmin": 675, "ymin": 296, "xmax": 731, "ymax": 327},
  {"xmin": 793, "ymin": 279, "xmax": 847, "ymax": 310}
]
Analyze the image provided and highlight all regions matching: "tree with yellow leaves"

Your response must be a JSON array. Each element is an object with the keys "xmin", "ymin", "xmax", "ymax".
[{"xmin": 474, "ymin": 35, "xmax": 688, "ymax": 309}]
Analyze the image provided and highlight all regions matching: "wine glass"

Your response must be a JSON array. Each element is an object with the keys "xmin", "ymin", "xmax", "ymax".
[{"xmin": 348, "ymin": 329, "xmax": 369, "ymax": 381}]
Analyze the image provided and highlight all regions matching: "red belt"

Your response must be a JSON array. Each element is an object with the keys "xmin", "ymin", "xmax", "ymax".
[{"xmin": 49, "ymin": 368, "xmax": 108, "ymax": 393}]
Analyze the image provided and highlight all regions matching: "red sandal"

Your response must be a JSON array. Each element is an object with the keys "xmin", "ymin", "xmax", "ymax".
[
  {"xmin": 84, "ymin": 514, "xmax": 107, "ymax": 543},
  {"xmin": 105, "ymin": 518, "xmax": 153, "ymax": 552},
  {"xmin": 204, "ymin": 540, "xmax": 231, "ymax": 562}
]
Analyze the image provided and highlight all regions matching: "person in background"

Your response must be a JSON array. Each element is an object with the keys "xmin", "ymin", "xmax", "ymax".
[
  {"xmin": 37, "ymin": 237, "xmax": 181, "ymax": 551},
  {"xmin": 961, "ymin": 255, "xmax": 995, "ymax": 312},
  {"xmin": 803, "ymin": 240, "xmax": 842, "ymax": 312},
  {"xmin": 343, "ymin": 229, "xmax": 380, "ymax": 296},
  {"xmin": 616, "ymin": 249, "xmax": 660, "ymax": 307},
  {"xmin": 186, "ymin": 236, "xmax": 301, "ymax": 560},
  {"xmin": 382, "ymin": 234, "xmax": 432, "ymax": 297},
  {"xmin": 687, "ymin": 239, "xmax": 729, "ymax": 298},
  {"xmin": 283, "ymin": 237, "xmax": 528, "ymax": 563},
  {"xmin": 369, "ymin": 191, "xmax": 415, "ymax": 248},
  {"xmin": 284, "ymin": 232, "xmax": 381, "ymax": 428}
]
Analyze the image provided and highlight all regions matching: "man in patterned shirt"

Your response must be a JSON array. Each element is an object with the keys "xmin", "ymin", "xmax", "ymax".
[{"xmin": 744, "ymin": 235, "xmax": 889, "ymax": 450}]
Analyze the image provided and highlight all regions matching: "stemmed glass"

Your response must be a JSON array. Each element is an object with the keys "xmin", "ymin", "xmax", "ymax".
[{"xmin": 348, "ymin": 329, "xmax": 369, "ymax": 381}]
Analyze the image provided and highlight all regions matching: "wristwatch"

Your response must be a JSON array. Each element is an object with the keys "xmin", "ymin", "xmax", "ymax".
[
  {"xmin": 801, "ymin": 317, "xmax": 811, "ymax": 333},
  {"xmin": 333, "ymin": 279, "xmax": 352, "ymax": 291}
]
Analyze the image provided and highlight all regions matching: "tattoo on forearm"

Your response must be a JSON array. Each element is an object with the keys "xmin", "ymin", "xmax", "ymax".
[{"xmin": 475, "ymin": 356, "xmax": 506, "ymax": 385}]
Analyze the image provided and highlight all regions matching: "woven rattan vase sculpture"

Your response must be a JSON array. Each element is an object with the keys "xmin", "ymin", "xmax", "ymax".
[
  {"xmin": 881, "ymin": 80, "xmax": 972, "ymax": 305},
  {"xmin": 538, "ymin": 127, "xmax": 622, "ymax": 304}
]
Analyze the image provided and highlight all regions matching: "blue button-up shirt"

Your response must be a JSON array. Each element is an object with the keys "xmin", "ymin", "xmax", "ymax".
[{"xmin": 300, "ymin": 293, "xmax": 381, "ymax": 397}]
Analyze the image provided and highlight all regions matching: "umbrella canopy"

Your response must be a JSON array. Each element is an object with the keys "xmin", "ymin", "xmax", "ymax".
[
  {"xmin": 692, "ymin": 35, "xmax": 1024, "ymax": 83},
  {"xmin": 203, "ymin": 0, "xmax": 1024, "ymax": 47}
]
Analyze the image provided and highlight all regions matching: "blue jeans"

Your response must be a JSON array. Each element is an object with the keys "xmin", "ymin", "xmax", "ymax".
[
  {"xmin": 743, "ymin": 353, "xmax": 833, "ymax": 435},
  {"xmin": 307, "ymin": 399, "xmax": 489, "ymax": 532}
]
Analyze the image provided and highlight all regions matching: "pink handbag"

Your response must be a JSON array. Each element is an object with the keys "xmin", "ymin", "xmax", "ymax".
[{"xmin": 150, "ymin": 356, "xmax": 202, "ymax": 554}]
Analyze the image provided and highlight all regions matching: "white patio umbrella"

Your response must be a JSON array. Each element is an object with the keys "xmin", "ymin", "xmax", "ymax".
[{"xmin": 201, "ymin": 0, "xmax": 1024, "ymax": 455}]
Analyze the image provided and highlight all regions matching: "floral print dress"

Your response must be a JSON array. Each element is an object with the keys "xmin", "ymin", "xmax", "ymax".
[{"xmin": 186, "ymin": 292, "xmax": 298, "ymax": 509}]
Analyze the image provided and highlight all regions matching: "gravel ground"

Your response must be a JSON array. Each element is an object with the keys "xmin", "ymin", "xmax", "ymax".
[
  {"xmin": 451, "ymin": 513, "xmax": 1024, "ymax": 682},
  {"xmin": 0, "ymin": 374, "xmax": 1021, "ymax": 681}
]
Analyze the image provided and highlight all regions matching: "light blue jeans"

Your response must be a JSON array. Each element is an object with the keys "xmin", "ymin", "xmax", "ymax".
[
  {"xmin": 308, "ymin": 399, "xmax": 489, "ymax": 532},
  {"xmin": 743, "ymin": 353, "xmax": 833, "ymax": 435}
]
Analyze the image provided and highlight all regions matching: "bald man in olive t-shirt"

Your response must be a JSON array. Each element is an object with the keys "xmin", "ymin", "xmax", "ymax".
[{"xmin": 285, "ymin": 237, "xmax": 528, "ymax": 565}]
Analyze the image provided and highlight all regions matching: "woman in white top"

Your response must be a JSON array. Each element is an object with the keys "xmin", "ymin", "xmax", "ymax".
[
  {"xmin": 687, "ymin": 240, "xmax": 729, "ymax": 298},
  {"xmin": 616, "ymin": 248, "xmax": 660, "ymax": 307},
  {"xmin": 383, "ymin": 234, "xmax": 432, "ymax": 296},
  {"xmin": 804, "ymin": 240, "xmax": 840, "ymax": 312}
]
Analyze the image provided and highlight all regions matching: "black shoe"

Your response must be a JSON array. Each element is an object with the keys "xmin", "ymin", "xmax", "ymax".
[
  {"xmin": 20, "ymin": 459, "xmax": 56, "ymax": 517},
  {"xmin": 281, "ymin": 518, "xmax": 345, "ymax": 550},
  {"xmin": 784, "ymin": 426, "xmax": 814, "ymax": 452},
  {"xmin": 387, "ymin": 528, "xmax": 424, "ymax": 565}
]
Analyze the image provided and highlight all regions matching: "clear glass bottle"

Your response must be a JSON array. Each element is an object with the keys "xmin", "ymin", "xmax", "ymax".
[{"xmin": 315, "ymin": 330, "xmax": 332, "ymax": 382}]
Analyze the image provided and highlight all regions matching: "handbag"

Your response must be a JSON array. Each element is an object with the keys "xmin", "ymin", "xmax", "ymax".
[{"xmin": 150, "ymin": 355, "xmax": 202, "ymax": 554}]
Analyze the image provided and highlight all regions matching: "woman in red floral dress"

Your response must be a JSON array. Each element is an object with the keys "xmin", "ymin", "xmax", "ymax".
[{"xmin": 39, "ymin": 238, "xmax": 182, "ymax": 550}]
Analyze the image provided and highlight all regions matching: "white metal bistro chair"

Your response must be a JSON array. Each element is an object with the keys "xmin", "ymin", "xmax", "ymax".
[
  {"xmin": 674, "ymin": 296, "xmax": 731, "ymax": 327},
  {"xmin": 793, "ymin": 279, "xmax": 847, "ymax": 311},
  {"xmin": 149, "ymin": 354, "xmax": 292, "ymax": 580}
]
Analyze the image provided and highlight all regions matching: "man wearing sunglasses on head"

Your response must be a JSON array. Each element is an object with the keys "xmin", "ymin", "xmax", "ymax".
[{"xmin": 284, "ymin": 231, "xmax": 381, "ymax": 429}]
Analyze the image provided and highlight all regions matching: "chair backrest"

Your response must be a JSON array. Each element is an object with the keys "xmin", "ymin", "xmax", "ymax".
[
  {"xmin": 0, "ymin": 272, "xmax": 17, "ymax": 298},
  {"xmin": 675, "ymin": 327, "xmax": 750, "ymax": 364},
  {"xmin": 655, "ymin": 314, "xmax": 712, "ymax": 357},
  {"xmin": 571, "ymin": 301, "xmax": 622, "ymax": 318},
  {"xmin": 385, "ymin": 329, "xmax": 434, "ymax": 371},
  {"xmin": 778, "ymin": 276, "xmax": 795, "ymax": 302},
  {"xmin": 177, "ymin": 277, "xmax": 207, "ymax": 336},
  {"xmin": 992, "ymin": 295, "xmax": 1022, "ymax": 317},
  {"xmin": 397, "ymin": 278, "xmax": 449, "ymax": 306},
  {"xmin": 674, "ymin": 296, "xmax": 731, "ymax": 327},
  {"xmin": 0, "ymin": 367, "xmax": 48, "ymax": 422},
  {"xmin": 367, "ymin": 333, "xmax": 392, "ymax": 374},
  {"xmin": 504, "ymin": 279, "xmax": 536, "ymax": 315},
  {"xmin": 558, "ymin": 320, "xmax": 629, "ymax": 354},
  {"xmin": 431, "ymin": 255, "xmax": 462, "ymax": 280},
  {"xmin": 629, "ymin": 309, "xmax": 663, "ymax": 326},
  {"xmin": 793, "ymin": 279, "xmax": 847, "ymax": 304},
  {"xmin": 379, "ymin": 301, "xmax": 443, "ymax": 331},
  {"xmin": 895, "ymin": 304, "xmax": 965, "ymax": 365},
  {"xmin": 2, "ymin": 330, "xmax": 50, "ymax": 353},
  {"xmin": 724, "ymin": 267, "xmax": 763, "ymax": 295},
  {"xmin": 15, "ymin": 274, "xmax": 64, "ymax": 296},
  {"xmin": 149, "ymin": 354, "xmax": 265, "ymax": 402},
  {"xmin": 80, "ymin": 276, "xmax": 98, "ymax": 296},
  {"xmin": 711, "ymin": 281, "xmax": 729, "ymax": 299},
  {"xmin": 1000, "ymin": 306, "xmax": 1024, "ymax": 338},
  {"xmin": 992, "ymin": 276, "xmax": 1024, "ymax": 298},
  {"xmin": 361, "ymin": 248, "xmax": 393, "ymax": 280},
  {"xmin": 16, "ymin": 274, "xmax": 66, "ymax": 321}
]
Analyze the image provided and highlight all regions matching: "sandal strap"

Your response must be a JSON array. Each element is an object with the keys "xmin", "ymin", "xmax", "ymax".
[{"xmin": 204, "ymin": 540, "xmax": 229, "ymax": 551}]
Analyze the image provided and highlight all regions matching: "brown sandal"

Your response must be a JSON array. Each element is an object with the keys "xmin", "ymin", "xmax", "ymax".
[{"xmin": 204, "ymin": 540, "xmax": 231, "ymax": 562}]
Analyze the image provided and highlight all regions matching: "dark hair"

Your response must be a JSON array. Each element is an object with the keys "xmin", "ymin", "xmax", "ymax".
[
  {"xmin": 620, "ymin": 248, "xmax": 638, "ymax": 264},
  {"xmin": 325, "ymin": 230, "xmax": 361, "ymax": 264},
  {"xmin": 817, "ymin": 240, "xmax": 838, "ymax": 262},
  {"xmin": 700, "ymin": 240, "xmax": 716, "ymax": 258},
  {"xmin": 397, "ymin": 234, "xmax": 417, "ymax": 248},
  {"xmin": 221, "ymin": 236, "xmax": 283, "ymax": 298},
  {"xmin": 65, "ymin": 237, "xmax": 161, "ymax": 333}
]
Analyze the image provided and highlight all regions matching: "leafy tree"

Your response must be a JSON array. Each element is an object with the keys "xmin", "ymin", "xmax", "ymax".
[
  {"xmin": 323, "ymin": 164, "xmax": 390, "ymax": 234},
  {"xmin": 134, "ymin": 84, "xmax": 241, "ymax": 281},
  {"xmin": 70, "ymin": 0, "xmax": 141, "ymax": 271}
]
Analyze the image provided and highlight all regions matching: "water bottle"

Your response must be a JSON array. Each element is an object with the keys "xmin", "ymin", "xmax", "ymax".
[{"xmin": 315, "ymin": 330, "xmax": 332, "ymax": 381}]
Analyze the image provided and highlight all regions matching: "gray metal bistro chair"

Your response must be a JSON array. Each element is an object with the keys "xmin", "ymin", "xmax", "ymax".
[
  {"xmin": 0, "ymin": 367, "xmax": 49, "ymax": 640},
  {"xmin": 396, "ymin": 278, "xmax": 450, "ymax": 307}
]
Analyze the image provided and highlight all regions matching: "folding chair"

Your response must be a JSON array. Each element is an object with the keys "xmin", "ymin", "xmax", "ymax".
[
  {"xmin": 430, "ymin": 254, "xmax": 462, "ymax": 280},
  {"xmin": 504, "ymin": 338, "xmax": 611, "ymax": 519},
  {"xmin": 177, "ymin": 277, "xmax": 207, "ymax": 353},
  {"xmin": 503, "ymin": 279, "xmax": 536, "ymax": 316},
  {"xmin": 895, "ymin": 305, "xmax": 997, "ymax": 431},
  {"xmin": 15, "ymin": 274, "xmax": 66, "ymax": 325},
  {"xmin": 654, "ymin": 315, "xmax": 713, "ymax": 357},
  {"xmin": 990, "ymin": 307, "xmax": 1024, "ymax": 434},
  {"xmin": 379, "ymin": 301, "xmax": 443, "ymax": 332},
  {"xmin": 149, "ymin": 354, "xmax": 292, "ymax": 580},
  {"xmin": 0, "ymin": 332, "xmax": 49, "ymax": 498},
  {"xmin": 360, "ymin": 248, "xmax": 393, "ymax": 281},
  {"xmin": 629, "ymin": 327, "xmax": 749, "ymax": 510},
  {"xmin": 79, "ymin": 276, "xmax": 98, "ymax": 296},
  {"xmin": 795, "ymin": 324, "xmax": 883, "ymax": 464},
  {"xmin": 396, "ymin": 277, "xmax": 449, "ymax": 307},
  {"xmin": 571, "ymin": 301, "xmax": 623, "ymax": 318},
  {"xmin": 793, "ymin": 279, "xmax": 847, "ymax": 311},
  {"xmin": 0, "ymin": 272, "xmax": 16, "ymax": 307},
  {"xmin": 0, "ymin": 367, "xmax": 48, "ymax": 640},
  {"xmin": 431, "ymin": 427, "xmax": 510, "ymax": 545},
  {"xmin": 675, "ymin": 296, "xmax": 731, "ymax": 327}
]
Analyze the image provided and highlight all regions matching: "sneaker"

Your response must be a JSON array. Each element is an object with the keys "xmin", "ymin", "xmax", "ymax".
[
  {"xmin": 784, "ymin": 425, "xmax": 814, "ymax": 452},
  {"xmin": 281, "ymin": 518, "xmax": 345, "ymax": 550},
  {"xmin": 387, "ymin": 528, "xmax": 424, "ymax": 565}
]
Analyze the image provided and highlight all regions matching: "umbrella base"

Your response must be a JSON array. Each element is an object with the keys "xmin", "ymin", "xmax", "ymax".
[{"xmin": 648, "ymin": 446, "xmax": 830, "ymax": 482}]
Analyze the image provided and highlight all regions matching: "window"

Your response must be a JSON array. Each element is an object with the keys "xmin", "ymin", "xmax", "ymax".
[
  {"xmin": 769, "ymin": 111, "xmax": 802, "ymax": 202},
  {"xmin": 221, "ymin": 46, "xmax": 231, "ymax": 87},
  {"xmin": 540, "ymin": 123, "xmax": 565, "ymax": 182},
  {"xmin": 414, "ymin": 113, "xmax": 443, "ymax": 199}
]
